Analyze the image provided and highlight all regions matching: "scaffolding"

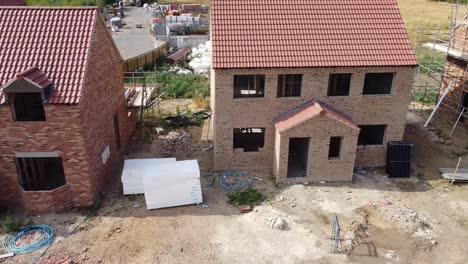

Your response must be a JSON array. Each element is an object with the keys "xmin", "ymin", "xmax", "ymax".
[
  {"xmin": 412, "ymin": 1, "xmax": 468, "ymax": 131},
  {"xmin": 124, "ymin": 72, "xmax": 165, "ymax": 122}
]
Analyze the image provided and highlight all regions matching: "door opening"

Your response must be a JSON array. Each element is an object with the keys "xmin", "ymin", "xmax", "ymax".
[{"xmin": 287, "ymin": 137, "xmax": 309, "ymax": 178}]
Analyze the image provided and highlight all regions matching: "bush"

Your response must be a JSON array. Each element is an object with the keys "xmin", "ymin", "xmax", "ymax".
[
  {"xmin": 155, "ymin": 72, "xmax": 210, "ymax": 99},
  {"xmin": 1, "ymin": 215, "xmax": 23, "ymax": 234},
  {"xmin": 227, "ymin": 187, "xmax": 265, "ymax": 207}
]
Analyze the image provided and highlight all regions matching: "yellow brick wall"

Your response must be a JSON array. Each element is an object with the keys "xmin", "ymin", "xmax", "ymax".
[{"xmin": 211, "ymin": 66, "xmax": 416, "ymax": 181}]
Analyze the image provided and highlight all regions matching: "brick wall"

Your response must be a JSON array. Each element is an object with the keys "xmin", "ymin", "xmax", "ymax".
[
  {"xmin": 21, "ymin": 185, "xmax": 72, "ymax": 214},
  {"xmin": 79, "ymin": 16, "xmax": 137, "ymax": 202},
  {"xmin": 0, "ymin": 104, "xmax": 90, "ymax": 212},
  {"xmin": 438, "ymin": 56, "xmax": 468, "ymax": 130},
  {"xmin": 274, "ymin": 114, "xmax": 359, "ymax": 182},
  {"xmin": 212, "ymin": 66, "xmax": 416, "ymax": 181},
  {"xmin": 0, "ymin": 15, "xmax": 136, "ymax": 213}
]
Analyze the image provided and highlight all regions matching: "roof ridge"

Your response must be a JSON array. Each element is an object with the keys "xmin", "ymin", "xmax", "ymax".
[
  {"xmin": 16, "ymin": 66, "xmax": 39, "ymax": 80},
  {"xmin": 273, "ymin": 100, "xmax": 316, "ymax": 123}
]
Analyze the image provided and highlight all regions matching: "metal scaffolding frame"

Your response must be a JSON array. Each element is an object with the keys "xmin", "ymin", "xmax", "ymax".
[{"xmin": 411, "ymin": 1, "xmax": 468, "ymax": 131}]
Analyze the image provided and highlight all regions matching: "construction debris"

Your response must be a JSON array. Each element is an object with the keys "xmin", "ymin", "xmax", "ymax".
[
  {"xmin": 239, "ymin": 205, "xmax": 252, "ymax": 214},
  {"xmin": 267, "ymin": 217, "xmax": 288, "ymax": 230},
  {"xmin": 376, "ymin": 204, "xmax": 438, "ymax": 241},
  {"xmin": 36, "ymin": 252, "xmax": 81, "ymax": 264},
  {"xmin": 440, "ymin": 168, "xmax": 468, "ymax": 182}
]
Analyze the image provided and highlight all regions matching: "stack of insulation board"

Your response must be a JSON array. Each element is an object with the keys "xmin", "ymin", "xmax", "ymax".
[
  {"xmin": 121, "ymin": 158, "xmax": 176, "ymax": 195},
  {"xmin": 143, "ymin": 160, "xmax": 202, "ymax": 209},
  {"xmin": 121, "ymin": 158, "xmax": 202, "ymax": 209}
]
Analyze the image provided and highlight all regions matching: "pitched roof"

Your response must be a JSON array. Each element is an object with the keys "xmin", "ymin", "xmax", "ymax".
[
  {"xmin": 274, "ymin": 100, "xmax": 360, "ymax": 132},
  {"xmin": 0, "ymin": 0, "xmax": 25, "ymax": 6},
  {"xmin": 211, "ymin": 0, "xmax": 417, "ymax": 69},
  {"xmin": 167, "ymin": 48, "xmax": 192, "ymax": 63},
  {"xmin": 0, "ymin": 7, "xmax": 98, "ymax": 104},
  {"xmin": 15, "ymin": 66, "xmax": 52, "ymax": 89}
]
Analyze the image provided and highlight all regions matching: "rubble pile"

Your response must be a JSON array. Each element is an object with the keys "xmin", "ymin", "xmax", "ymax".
[
  {"xmin": 37, "ymin": 252, "xmax": 81, "ymax": 264},
  {"xmin": 377, "ymin": 204, "xmax": 438, "ymax": 243},
  {"xmin": 266, "ymin": 216, "xmax": 289, "ymax": 230}
]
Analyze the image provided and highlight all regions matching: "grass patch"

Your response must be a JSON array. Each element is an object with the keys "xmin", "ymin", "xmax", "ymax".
[
  {"xmin": 227, "ymin": 187, "xmax": 265, "ymax": 207},
  {"xmin": 412, "ymin": 88, "xmax": 438, "ymax": 105},
  {"xmin": 155, "ymin": 72, "xmax": 210, "ymax": 99},
  {"xmin": 416, "ymin": 172, "xmax": 427, "ymax": 184}
]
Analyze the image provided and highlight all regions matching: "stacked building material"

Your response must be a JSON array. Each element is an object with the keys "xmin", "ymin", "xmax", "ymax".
[
  {"xmin": 181, "ymin": 4, "xmax": 202, "ymax": 13},
  {"xmin": 143, "ymin": 160, "xmax": 202, "ymax": 209},
  {"xmin": 121, "ymin": 158, "xmax": 176, "ymax": 195}
]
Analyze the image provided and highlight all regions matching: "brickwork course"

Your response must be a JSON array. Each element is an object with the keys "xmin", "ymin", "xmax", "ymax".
[
  {"xmin": 211, "ymin": 0, "xmax": 418, "ymax": 182},
  {"xmin": 438, "ymin": 24, "xmax": 468, "ymax": 130},
  {"xmin": 0, "ymin": 7, "xmax": 136, "ymax": 213}
]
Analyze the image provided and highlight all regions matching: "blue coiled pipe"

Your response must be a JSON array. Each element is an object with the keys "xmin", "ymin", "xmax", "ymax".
[
  {"xmin": 219, "ymin": 171, "xmax": 253, "ymax": 191},
  {"xmin": 2, "ymin": 224, "xmax": 55, "ymax": 255}
]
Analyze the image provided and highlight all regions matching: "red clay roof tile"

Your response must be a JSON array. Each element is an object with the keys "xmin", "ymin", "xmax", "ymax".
[
  {"xmin": 0, "ymin": 7, "xmax": 98, "ymax": 104},
  {"xmin": 211, "ymin": 0, "xmax": 417, "ymax": 69},
  {"xmin": 16, "ymin": 66, "xmax": 52, "ymax": 89}
]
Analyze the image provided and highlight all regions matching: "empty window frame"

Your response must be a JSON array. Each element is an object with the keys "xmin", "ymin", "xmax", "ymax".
[
  {"xmin": 233, "ymin": 128, "xmax": 265, "ymax": 152},
  {"xmin": 16, "ymin": 157, "xmax": 66, "ymax": 191},
  {"xmin": 363, "ymin": 73, "xmax": 394, "ymax": 95},
  {"xmin": 113, "ymin": 113, "xmax": 121, "ymax": 150},
  {"xmin": 277, "ymin": 74, "xmax": 302, "ymax": 97},
  {"xmin": 358, "ymin": 125, "xmax": 386, "ymax": 145},
  {"xmin": 328, "ymin": 74, "xmax": 352, "ymax": 96},
  {"xmin": 11, "ymin": 93, "xmax": 46, "ymax": 121},
  {"xmin": 328, "ymin": 137, "xmax": 342, "ymax": 159},
  {"xmin": 233, "ymin": 75, "xmax": 265, "ymax": 98}
]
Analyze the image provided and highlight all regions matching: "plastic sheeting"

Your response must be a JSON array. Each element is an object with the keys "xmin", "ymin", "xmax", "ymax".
[
  {"xmin": 188, "ymin": 41, "xmax": 211, "ymax": 74},
  {"xmin": 121, "ymin": 158, "xmax": 176, "ymax": 195},
  {"xmin": 143, "ymin": 160, "xmax": 202, "ymax": 209}
]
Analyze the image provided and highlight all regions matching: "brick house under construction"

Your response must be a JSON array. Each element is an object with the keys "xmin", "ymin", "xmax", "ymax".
[
  {"xmin": 437, "ymin": 21, "xmax": 468, "ymax": 130},
  {"xmin": 210, "ymin": 0, "xmax": 418, "ymax": 182},
  {"xmin": 0, "ymin": 7, "xmax": 136, "ymax": 213}
]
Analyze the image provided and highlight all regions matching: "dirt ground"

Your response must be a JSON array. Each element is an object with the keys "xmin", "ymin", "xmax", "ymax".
[{"xmin": 2, "ymin": 107, "xmax": 468, "ymax": 264}]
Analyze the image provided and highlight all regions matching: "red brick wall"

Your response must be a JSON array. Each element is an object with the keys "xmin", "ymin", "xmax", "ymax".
[
  {"xmin": 0, "ymin": 104, "xmax": 91, "ymax": 212},
  {"xmin": 21, "ymin": 185, "xmax": 72, "ymax": 214},
  {"xmin": 0, "ymin": 15, "xmax": 136, "ymax": 213},
  {"xmin": 439, "ymin": 56, "xmax": 468, "ymax": 130},
  {"xmin": 79, "ymin": 15, "xmax": 136, "ymax": 200}
]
